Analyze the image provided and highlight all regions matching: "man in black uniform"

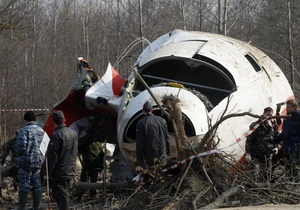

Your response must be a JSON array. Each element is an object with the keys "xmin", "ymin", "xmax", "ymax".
[{"xmin": 136, "ymin": 101, "xmax": 170, "ymax": 167}]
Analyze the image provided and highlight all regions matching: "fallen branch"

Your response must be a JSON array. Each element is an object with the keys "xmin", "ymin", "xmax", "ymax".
[
  {"xmin": 192, "ymin": 186, "xmax": 211, "ymax": 209},
  {"xmin": 200, "ymin": 185, "xmax": 245, "ymax": 209},
  {"xmin": 174, "ymin": 159, "xmax": 193, "ymax": 197},
  {"xmin": 74, "ymin": 181, "xmax": 127, "ymax": 190}
]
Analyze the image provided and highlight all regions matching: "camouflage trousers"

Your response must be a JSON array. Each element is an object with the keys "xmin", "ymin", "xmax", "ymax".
[
  {"xmin": 17, "ymin": 168, "xmax": 42, "ymax": 193},
  {"xmin": 250, "ymin": 154, "xmax": 277, "ymax": 182}
]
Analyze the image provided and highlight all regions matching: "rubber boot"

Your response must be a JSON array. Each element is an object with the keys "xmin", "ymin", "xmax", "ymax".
[
  {"xmin": 32, "ymin": 190, "xmax": 42, "ymax": 210},
  {"xmin": 13, "ymin": 178, "xmax": 18, "ymax": 191},
  {"xmin": 18, "ymin": 192, "xmax": 28, "ymax": 210}
]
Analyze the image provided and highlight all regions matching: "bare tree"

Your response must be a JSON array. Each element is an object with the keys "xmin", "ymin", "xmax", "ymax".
[{"xmin": 1, "ymin": 0, "xmax": 300, "ymax": 150}]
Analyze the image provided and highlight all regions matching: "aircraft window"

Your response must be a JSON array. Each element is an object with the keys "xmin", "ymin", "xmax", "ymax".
[
  {"xmin": 138, "ymin": 57, "xmax": 236, "ymax": 106},
  {"xmin": 245, "ymin": 54, "xmax": 261, "ymax": 72}
]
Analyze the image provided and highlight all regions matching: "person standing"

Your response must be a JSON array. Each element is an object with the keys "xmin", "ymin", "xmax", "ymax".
[
  {"xmin": 15, "ymin": 111, "xmax": 46, "ymax": 210},
  {"xmin": 135, "ymin": 101, "xmax": 170, "ymax": 167},
  {"xmin": 76, "ymin": 141, "xmax": 104, "ymax": 201},
  {"xmin": 1, "ymin": 129, "xmax": 19, "ymax": 166},
  {"xmin": 275, "ymin": 99, "xmax": 300, "ymax": 177},
  {"xmin": 1, "ymin": 129, "xmax": 19, "ymax": 190},
  {"xmin": 245, "ymin": 107, "xmax": 280, "ymax": 180},
  {"xmin": 47, "ymin": 110, "xmax": 78, "ymax": 210}
]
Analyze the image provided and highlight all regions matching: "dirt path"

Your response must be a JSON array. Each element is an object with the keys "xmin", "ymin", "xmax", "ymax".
[{"xmin": 212, "ymin": 203, "xmax": 300, "ymax": 210}]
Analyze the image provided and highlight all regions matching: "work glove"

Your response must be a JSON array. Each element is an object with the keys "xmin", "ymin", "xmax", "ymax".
[
  {"xmin": 272, "ymin": 148, "xmax": 278, "ymax": 155},
  {"xmin": 135, "ymin": 165, "xmax": 143, "ymax": 172},
  {"xmin": 1, "ymin": 162, "xmax": 7, "ymax": 170}
]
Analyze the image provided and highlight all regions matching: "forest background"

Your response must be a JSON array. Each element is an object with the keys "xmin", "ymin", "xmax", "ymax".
[{"xmin": 0, "ymin": 0, "xmax": 300, "ymax": 142}]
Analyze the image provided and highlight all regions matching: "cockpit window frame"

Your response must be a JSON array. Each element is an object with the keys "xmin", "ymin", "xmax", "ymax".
[{"xmin": 136, "ymin": 56, "xmax": 237, "ymax": 106}]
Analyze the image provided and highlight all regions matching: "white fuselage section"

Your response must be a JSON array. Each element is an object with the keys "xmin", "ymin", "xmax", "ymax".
[{"xmin": 86, "ymin": 29, "xmax": 293, "ymax": 165}]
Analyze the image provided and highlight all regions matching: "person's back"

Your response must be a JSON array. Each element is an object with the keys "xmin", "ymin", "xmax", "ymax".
[
  {"xmin": 16, "ymin": 123, "xmax": 45, "ymax": 170},
  {"xmin": 83, "ymin": 141, "xmax": 104, "ymax": 168},
  {"xmin": 15, "ymin": 111, "xmax": 45, "ymax": 210},
  {"xmin": 47, "ymin": 110, "xmax": 78, "ymax": 210},
  {"xmin": 137, "ymin": 114, "xmax": 169, "ymax": 165},
  {"xmin": 1, "ymin": 135, "xmax": 17, "ymax": 165},
  {"xmin": 76, "ymin": 141, "xmax": 104, "ymax": 201},
  {"xmin": 48, "ymin": 125, "xmax": 78, "ymax": 181},
  {"xmin": 136, "ymin": 101, "xmax": 170, "ymax": 166},
  {"xmin": 1, "ymin": 134, "xmax": 18, "ymax": 187}
]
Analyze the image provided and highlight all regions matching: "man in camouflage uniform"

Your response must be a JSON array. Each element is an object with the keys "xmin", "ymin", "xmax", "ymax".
[
  {"xmin": 245, "ymin": 107, "xmax": 280, "ymax": 180},
  {"xmin": 76, "ymin": 141, "xmax": 104, "ymax": 201},
  {"xmin": 1, "ymin": 130, "xmax": 18, "ymax": 166},
  {"xmin": 1, "ymin": 129, "xmax": 19, "ymax": 190},
  {"xmin": 16, "ymin": 111, "xmax": 45, "ymax": 210}
]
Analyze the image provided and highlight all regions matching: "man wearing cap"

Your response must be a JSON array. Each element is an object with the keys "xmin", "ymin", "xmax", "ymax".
[
  {"xmin": 47, "ymin": 110, "xmax": 78, "ymax": 210},
  {"xmin": 16, "ymin": 111, "xmax": 45, "ymax": 210},
  {"xmin": 136, "ymin": 101, "xmax": 170, "ymax": 167}
]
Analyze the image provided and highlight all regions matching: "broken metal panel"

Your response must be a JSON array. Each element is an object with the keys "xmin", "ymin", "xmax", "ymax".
[
  {"xmin": 85, "ymin": 62, "xmax": 125, "ymax": 114},
  {"xmin": 136, "ymin": 41, "xmax": 206, "ymax": 67}
]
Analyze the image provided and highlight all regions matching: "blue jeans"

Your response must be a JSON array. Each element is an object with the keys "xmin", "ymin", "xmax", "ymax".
[{"xmin": 17, "ymin": 168, "xmax": 42, "ymax": 193}]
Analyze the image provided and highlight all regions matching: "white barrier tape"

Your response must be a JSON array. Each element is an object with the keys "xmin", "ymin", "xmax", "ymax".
[
  {"xmin": 1, "ymin": 109, "xmax": 49, "ymax": 112},
  {"xmin": 161, "ymin": 119, "xmax": 264, "ymax": 173}
]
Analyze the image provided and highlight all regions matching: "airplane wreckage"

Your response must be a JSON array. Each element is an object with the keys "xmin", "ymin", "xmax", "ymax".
[{"xmin": 43, "ymin": 29, "xmax": 293, "ymax": 183}]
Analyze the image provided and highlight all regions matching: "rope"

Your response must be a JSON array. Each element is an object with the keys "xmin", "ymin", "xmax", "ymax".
[
  {"xmin": 1, "ymin": 108, "xmax": 49, "ymax": 112},
  {"xmin": 161, "ymin": 119, "xmax": 264, "ymax": 173},
  {"xmin": 132, "ymin": 118, "xmax": 266, "ymax": 181}
]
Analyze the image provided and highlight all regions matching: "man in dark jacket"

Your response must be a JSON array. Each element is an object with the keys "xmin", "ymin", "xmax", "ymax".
[
  {"xmin": 245, "ymin": 107, "xmax": 280, "ymax": 180},
  {"xmin": 136, "ymin": 101, "xmax": 170, "ymax": 167},
  {"xmin": 47, "ymin": 110, "xmax": 78, "ymax": 210},
  {"xmin": 16, "ymin": 111, "xmax": 46, "ymax": 210},
  {"xmin": 275, "ymin": 99, "xmax": 300, "ymax": 177}
]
